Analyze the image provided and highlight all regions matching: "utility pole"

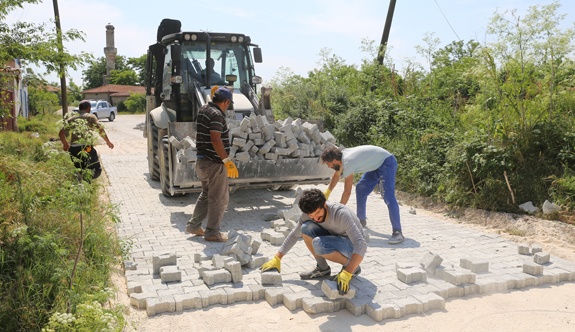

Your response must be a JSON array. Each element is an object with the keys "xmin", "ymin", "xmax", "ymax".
[
  {"xmin": 52, "ymin": 0, "xmax": 68, "ymax": 116},
  {"xmin": 377, "ymin": 0, "xmax": 397, "ymax": 65}
]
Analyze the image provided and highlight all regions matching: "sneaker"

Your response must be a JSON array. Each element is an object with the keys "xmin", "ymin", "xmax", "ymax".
[
  {"xmin": 299, "ymin": 265, "xmax": 331, "ymax": 280},
  {"xmin": 329, "ymin": 266, "xmax": 362, "ymax": 281},
  {"xmin": 388, "ymin": 231, "xmax": 405, "ymax": 244}
]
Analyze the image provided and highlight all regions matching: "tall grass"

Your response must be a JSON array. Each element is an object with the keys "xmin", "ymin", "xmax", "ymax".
[{"xmin": 0, "ymin": 114, "xmax": 125, "ymax": 331}]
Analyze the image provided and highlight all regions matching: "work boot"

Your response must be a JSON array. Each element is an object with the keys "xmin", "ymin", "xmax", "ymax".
[
  {"xmin": 359, "ymin": 219, "xmax": 367, "ymax": 228},
  {"xmin": 186, "ymin": 223, "xmax": 204, "ymax": 236},
  {"xmin": 204, "ymin": 233, "xmax": 228, "ymax": 242}
]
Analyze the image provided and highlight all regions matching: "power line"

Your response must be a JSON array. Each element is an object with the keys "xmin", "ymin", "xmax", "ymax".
[{"xmin": 434, "ymin": 0, "xmax": 461, "ymax": 41}]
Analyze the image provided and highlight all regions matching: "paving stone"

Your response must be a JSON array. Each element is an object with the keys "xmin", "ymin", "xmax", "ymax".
[
  {"xmin": 265, "ymin": 288, "xmax": 291, "ymax": 306},
  {"xmin": 248, "ymin": 255, "xmax": 268, "ymax": 269},
  {"xmin": 261, "ymin": 271, "xmax": 282, "ymax": 286},
  {"xmin": 397, "ymin": 267, "xmax": 427, "ymax": 284},
  {"xmin": 146, "ymin": 295, "xmax": 175, "ymax": 316},
  {"xmin": 302, "ymin": 297, "xmax": 345, "ymax": 314},
  {"xmin": 523, "ymin": 261, "xmax": 544, "ymax": 276},
  {"xmin": 129, "ymin": 292, "xmax": 156, "ymax": 309},
  {"xmin": 345, "ymin": 296, "xmax": 372, "ymax": 316},
  {"xmin": 203, "ymin": 270, "xmax": 232, "ymax": 286},
  {"xmin": 225, "ymin": 287, "xmax": 253, "ymax": 304},
  {"xmin": 199, "ymin": 289, "xmax": 227, "ymax": 308},
  {"xmin": 282, "ymin": 292, "xmax": 305, "ymax": 311},
  {"xmin": 366, "ymin": 302, "xmax": 401, "ymax": 321},
  {"xmin": 249, "ymin": 284, "xmax": 266, "ymax": 301},
  {"xmin": 212, "ymin": 254, "xmax": 225, "ymax": 269},
  {"xmin": 534, "ymin": 252, "xmax": 550, "ymax": 265},
  {"xmin": 460, "ymin": 257, "xmax": 489, "ymax": 273},
  {"xmin": 225, "ymin": 261, "xmax": 243, "ymax": 283},
  {"xmin": 412, "ymin": 293, "xmax": 445, "ymax": 312},
  {"xmin": 321, "ymin": 280, "xmax": 356, "ymax": 299},
  {"xmin": 160, "ymin": 265, "xmax": 181, "ymax": 283},
  {"xmin": 442, "ymin": 267, "xmax": 476, "ymax": 285},
  {"xmin": 518, "ymin": 244, "xmax": 531, "ymax": 255},
  {"xmin": 173, "ymin": 292, "xmax": 202, "ymax": 311},
  {"xmin": 391, "ymin": 296, "xmax": 424, "ymax": 317},
  {"xmin": 152, "ymin": 253, "xmax": 177, "ymax": 275},
  {"xmin": 421, "ymin": 252, "xmax": 443, "ymax": 273}
]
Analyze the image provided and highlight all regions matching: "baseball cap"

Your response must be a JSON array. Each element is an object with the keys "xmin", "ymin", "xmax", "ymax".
[{"xmin": 214, "ymin": 87, "xmax": 234, "ymax": 103}]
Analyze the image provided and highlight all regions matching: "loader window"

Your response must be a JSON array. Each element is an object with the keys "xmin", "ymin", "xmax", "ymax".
[{"xmin": 181, "ymin": 41, "xmax": 253, "ymax": 90}]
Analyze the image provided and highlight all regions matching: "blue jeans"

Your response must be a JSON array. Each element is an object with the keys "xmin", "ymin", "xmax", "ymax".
[
  {"xmin": 355, "ymin": 155, "xmax": 401, "ymax": 232},
  {"xmin": 301, "ymin": 222, "xmax": 353, "ymax": 259}
]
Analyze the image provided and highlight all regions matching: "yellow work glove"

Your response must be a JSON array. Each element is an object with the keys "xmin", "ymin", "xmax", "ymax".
[
  {"xmin": 259, "ymin": 256, "xmax": 281, "ymax": 273},
  {"xmin": 323, "ymin": 188, "xmax": 332, "ymax": 200},
  {"xmin": 336, "ymin": 269, "xmax": 353, "ymax": 295},
  {"xmin": 222, "ymin": 157, "xmax": 239, "ymax": 178}
]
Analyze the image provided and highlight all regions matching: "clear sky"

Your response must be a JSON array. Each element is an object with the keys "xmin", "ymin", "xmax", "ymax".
[{"xmin": 6, "ymin": 0, "xmax": 575, "ymax": 86}]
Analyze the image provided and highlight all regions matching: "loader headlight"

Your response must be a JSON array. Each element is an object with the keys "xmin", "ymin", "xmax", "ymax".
[
  {"xmin": 184, "ymin": 33, "xmax": 198, "ymax": 41},
  {"xmin": 231, "ymin": 36, "xmax": 237, "ymax": 42},
  {"xmin": 238, "ymin": 36, "xmax": 244, "ymax": 43}
]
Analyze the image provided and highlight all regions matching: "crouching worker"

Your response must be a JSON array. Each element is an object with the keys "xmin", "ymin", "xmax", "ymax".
[{"xmin": 260, "ymin": 188, "xmax": 366, "ymax": 295}]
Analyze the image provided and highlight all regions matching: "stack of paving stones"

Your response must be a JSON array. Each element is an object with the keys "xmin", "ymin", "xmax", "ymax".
[{"xmin": 170, "ymin": 114, "xmax": 338, "ymax": 164}]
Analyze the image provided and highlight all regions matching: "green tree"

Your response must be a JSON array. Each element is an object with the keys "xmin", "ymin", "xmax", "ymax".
[
  {"xmin": 109, "ymin": 69, "xmax": 139, "ymax": 85},
  {"xmin": 1, "ymin": 0, "xmax": 90, "ymax": 119},
  {"xmin": 127, "ymin": 54, "xmax": 147, "ymax": 86},
  {"xmin": 82, "ymin": 54, "xmax": 146, "ymax": 89},
  {"xmin": 28, "ymin": 85, "xmax": 59, "ymax": 115},
  {"xmin": 67, "ymin": 80, "xmax": 83, "ymax": 102}
]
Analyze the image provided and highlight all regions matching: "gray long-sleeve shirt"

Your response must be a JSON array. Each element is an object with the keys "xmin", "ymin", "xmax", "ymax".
[{"xmin": 278, "ymin": 202, "xmax": 367, "ymax": 257}]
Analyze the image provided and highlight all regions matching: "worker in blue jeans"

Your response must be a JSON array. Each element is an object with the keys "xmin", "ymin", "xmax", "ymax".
[{"xmin": 321, "ymin": 145, "xmax": 403, "ymax": 244}]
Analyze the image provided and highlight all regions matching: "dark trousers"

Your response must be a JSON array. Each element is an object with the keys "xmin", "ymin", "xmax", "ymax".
[{"xmin": 68, "ymin": 145, "xmax": 102, "ymax": 179}]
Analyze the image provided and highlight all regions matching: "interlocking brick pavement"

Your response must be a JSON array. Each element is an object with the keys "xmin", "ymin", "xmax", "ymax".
[{"xmin": 99, "ymin": 117, "xmax": 575, "ymax": 321}]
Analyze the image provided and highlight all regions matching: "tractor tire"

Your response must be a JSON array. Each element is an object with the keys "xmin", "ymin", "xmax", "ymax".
[
  {"xmin": 159, "ymin": 136, "xmax": 171, "ymax": 196},
  {"xmin": 148, "ymin": 121, "xmax": 161, "ymax": 181},
  {"xmin": 271, "ymin": 184, "xmax": 296, "ymax": 191}
]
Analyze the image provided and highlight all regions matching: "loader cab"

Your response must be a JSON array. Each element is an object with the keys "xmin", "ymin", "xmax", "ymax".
[{"xmin": 148, "ymin": 29, "xmax": 263, "ymax": 121}]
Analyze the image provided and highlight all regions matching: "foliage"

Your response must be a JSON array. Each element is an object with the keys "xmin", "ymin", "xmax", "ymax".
[
  {"xmin": 270, "ymin": 2, "xmax": 575, "ymax": 215},
  {"xmin": 124, "ymin": 93, "xmax": 146, "ymax": 113},
  {"xmin": 82, "ymin": 55, "xmax": 146, "ymax": 89},
  {"xmin": 0, "ymin": 5, "xmax": 91, "ymax": 77},
  {"xmin": 28, "ymin": 85, "xmax": 59, "ymax": 116},
  {"xmin": 0, "ymin": 111, "xmax": 125, "ymax": 330},
  {"xmin": 57, "ymin": 111, "xmax": 100, "ymax": 146}
]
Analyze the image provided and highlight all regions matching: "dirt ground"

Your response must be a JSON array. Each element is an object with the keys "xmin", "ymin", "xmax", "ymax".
[{"xmin": 109, "ymin": 190, "xmax": 575, "ymax": 332}]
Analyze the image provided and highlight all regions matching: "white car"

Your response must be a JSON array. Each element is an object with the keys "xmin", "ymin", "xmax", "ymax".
[{"xmin": 89, "ymin": 100, "xmax": 117, "ymax": 122}]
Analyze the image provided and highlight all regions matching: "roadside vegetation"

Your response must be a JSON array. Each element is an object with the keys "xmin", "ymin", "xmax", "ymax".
[
  {"xmin": 0, "ymin": 112, "xmax": 126, "ymax": 331},
  {"xmin": 271, "ymin": 2, "xmax": 575, "ymax": 218}
]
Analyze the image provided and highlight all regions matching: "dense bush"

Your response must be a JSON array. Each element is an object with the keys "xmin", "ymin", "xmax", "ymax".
[{"xmin": 270, "ymin": 3, "xmax": 575, "ymax": 214}]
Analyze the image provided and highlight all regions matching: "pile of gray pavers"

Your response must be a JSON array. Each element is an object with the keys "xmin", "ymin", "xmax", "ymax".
[{"xmin": 169, "ymin": 114, "xmax": 338, "ymax": 164}]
